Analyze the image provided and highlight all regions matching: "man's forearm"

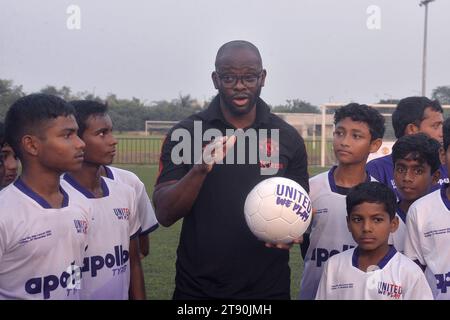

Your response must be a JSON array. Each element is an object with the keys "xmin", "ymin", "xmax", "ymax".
[
  {"xmin": 153, "ymin": 164, "xmax": 209, "ymax": 227},
  {"xmin": 129, "ymin": 238, "xmax": 146, "ymax": 300}
]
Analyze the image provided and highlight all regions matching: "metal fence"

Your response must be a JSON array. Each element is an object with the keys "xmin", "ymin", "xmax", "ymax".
[{"xmin": 114, "ymin": 137, "xmax": 335, "ymax": 166}]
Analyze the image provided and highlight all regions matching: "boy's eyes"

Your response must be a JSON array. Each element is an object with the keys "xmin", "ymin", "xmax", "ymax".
[
  {"xmin": 395, "ymin": 166, "xmax": 406, "ymax": 173},
  {"xmin": 351, "ymin": 216, "xmax": 384, "ymax": 223},
  {"xmin": 333, "ymin": 131, "xmax": 363, "ymax": 139},
  {"xmin": 395, "ymin": 166, "xmax": 424, "ymax": 175},
  {"xmin": 63, "ymin": 131, "xmax": 77, "ymax": 139},
  {"xmin": 97, "ymin": 129, "xmax": 111, "ymax": 137},
  {"xmin": 432, "ymin": 123, "xmax": 442, "ymax": 129}
]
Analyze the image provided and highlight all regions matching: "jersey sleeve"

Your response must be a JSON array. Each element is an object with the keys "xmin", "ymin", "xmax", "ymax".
[
  {"xmin": 128, "ymin": 188, "xmax": 141, "ymax": 239},
  {"xmin": 315, "ymin": 260, "xmax": 330, "ymax": 300},
  {"xmin": 404, "ymin": 205, "xmax": 426, "ymax": 266},
  {"xmin": 135, "ymin": 179, "xmax": 159, "ymax": 235},
  {"xmin": 404, "ymin": 270, "xmax": 434, "ymax": 300}
]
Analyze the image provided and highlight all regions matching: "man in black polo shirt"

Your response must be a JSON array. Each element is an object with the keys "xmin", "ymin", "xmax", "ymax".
[{"xmin": 153, "ymin": 40, "xmax": 309, "ymax": 299}]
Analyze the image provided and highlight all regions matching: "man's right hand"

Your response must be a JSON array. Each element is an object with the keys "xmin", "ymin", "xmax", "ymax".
[
  {"xmin": 195, "ymin": 135, "xmax": 237, "ymax": 174},
  {"xmin": 154, "ymin": 135, "xmax": 236, "ymax": 227}
]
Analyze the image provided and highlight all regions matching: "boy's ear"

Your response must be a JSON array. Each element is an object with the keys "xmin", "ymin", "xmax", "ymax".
[
  {"xmin": 405, "ymin": 123, "xmax": 420, "ymax": 135},
  {"xmin": 21, "ymin": 135, "xmax": 40, "ymax": 157},
  {"xmin": 390, "ymin": 216, "xmax": 399, "ymax": 233},
  {"xmin": 346, "ymin": 216, "xmax": 351, "ymax": 233},
  {"xmin": 431, "ymin": 169, "xmax": 441, "ymax": 185},
  {"xmin": 369, "ymin": 138, "xmax": 382, "ymax": 153}
]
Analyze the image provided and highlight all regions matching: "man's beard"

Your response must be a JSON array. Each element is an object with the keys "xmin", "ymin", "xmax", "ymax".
[{"xmin": 219, "ymin": 87, "xmax": 262, "ymax": 116}]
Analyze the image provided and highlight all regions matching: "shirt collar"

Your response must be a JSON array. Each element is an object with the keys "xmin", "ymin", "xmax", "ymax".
[
  {"xmin": 14, "ymin": 178, "xmax": 69, "ymax": 209},
  {"xmin": 352, "ymin": 245, "xmax": 397, "ymax": 270}
]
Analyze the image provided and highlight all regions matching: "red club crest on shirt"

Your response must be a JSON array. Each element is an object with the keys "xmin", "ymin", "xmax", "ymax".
[{"xmin": 259, "ymin": 138, "xmax": 279, "ymax": 157}]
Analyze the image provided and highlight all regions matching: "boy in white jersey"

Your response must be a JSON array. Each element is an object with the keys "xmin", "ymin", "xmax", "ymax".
[
  {"xmin": 390, "ymin": 133, "xmax": 440, "ymax": 253},
  {"xmin": 316, "ymin": 182, "xmax": 432, "ymax": 300},
  {"xmin": 0, "ymin": 94, "xmax": 90, "ymax": 299},
  {"xmin": 101, "ymin": 165, "xmax": 159, "ymax": 259},
  {"xmin": 65, "ymin": 100, "xmax": 146, "ymax": 299},
  {"xmin": 299, "ymin": 103, "xmax": 385, "ymax": 299},
  {"xmin": 0, "ymin": 122, "xmax": 19, "ymax": 190},
  {"xmin": 366, "ymin": 97, "xmax": 445, "ymax": 197},
  {"xmin": 404, "ymin": 118, "xmax": 450, "ymax": 299}
]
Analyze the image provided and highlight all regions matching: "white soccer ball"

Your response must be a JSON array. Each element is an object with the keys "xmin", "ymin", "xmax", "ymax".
[{"xmin": 244, "ymin": 177, "xmax": 312, "ymax": 244}]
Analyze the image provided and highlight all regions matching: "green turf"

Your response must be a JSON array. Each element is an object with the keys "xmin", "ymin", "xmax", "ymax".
[{"xmin": 114, "ymin": 164, "xmax": 329, "ymax": 300}]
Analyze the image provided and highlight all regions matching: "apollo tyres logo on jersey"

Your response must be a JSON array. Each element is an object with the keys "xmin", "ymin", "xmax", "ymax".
[
  {"xmin": 311, "ymin": 245, "xmax": 355, "ymax": 267},
  {"xmin": 435, "ymin": 271, "xmax": 450, "ymax": 294},
  {"xmin": 25, "ymin": 262, "xmax": 82, "ymax": 299},
  {"xmin": 81, "ymin": 245, "xmax": 129, "ymax": 278}
]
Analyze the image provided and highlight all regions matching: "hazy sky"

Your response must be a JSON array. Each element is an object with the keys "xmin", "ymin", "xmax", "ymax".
[{"xmin": 1, "ymin": 0, "xmax": 449, "ymax": 106}]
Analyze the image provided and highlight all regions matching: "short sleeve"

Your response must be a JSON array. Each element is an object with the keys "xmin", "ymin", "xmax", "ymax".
[
  {"xmin": 128, "ymin": 188, "xmax": 142, "ymax": 239},
  {"xmin": 135, "ymin": 181, "xmax": 159, "ymax": 234},
  {"xmin": 404, "ymin": 271, "xmax": 433, "ymax": 300},
  {"xmin": 404, "ymin": 206, "xmax": 426, "ymax": 266}
]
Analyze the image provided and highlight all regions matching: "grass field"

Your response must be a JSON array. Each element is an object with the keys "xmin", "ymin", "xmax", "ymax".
[{"xmin": 115, "ymin": 164, "xmax": 329, "ymax": 300}]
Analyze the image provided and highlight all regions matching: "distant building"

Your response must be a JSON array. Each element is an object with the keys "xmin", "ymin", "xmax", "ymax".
[{"xmin": 275, "ymin": 113, "xmax": 334, "ymax": 139}]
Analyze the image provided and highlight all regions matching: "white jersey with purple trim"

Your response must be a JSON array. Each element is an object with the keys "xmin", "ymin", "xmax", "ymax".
[
  {"xmin": 316, "ymin": 246, "xmax": 433, "ymax": 300},
  {"xmin": 388, "ymin": 207, "xmax": 407, "ymax": 253},
  {"xmin": 61, "ymin": 174, "xmax": 141, "ymax": 300},
  {"xmin": 404, "ymin": 185, "xmax": 450, "ymax": 300},
  {"xmin": 299, "ymin": 167, "xmax": 376, "ymax": 300},
  {"xmin": 0, "ymin": 179, "xmax": 92, "ymax": 300},
  {"xmin": 103, "ymin": 166, "xmax": 158, "ymax": 235}
]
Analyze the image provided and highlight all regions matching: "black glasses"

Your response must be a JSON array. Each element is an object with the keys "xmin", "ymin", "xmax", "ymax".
[{"xmin": 216, "ymin": 71, "xmax": 263, "ymax": 88}]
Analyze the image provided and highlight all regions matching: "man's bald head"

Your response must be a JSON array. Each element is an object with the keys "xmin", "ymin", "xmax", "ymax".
[{"xmin": 215, "ymin": 40, "xmax": 262, "ymax": 70}]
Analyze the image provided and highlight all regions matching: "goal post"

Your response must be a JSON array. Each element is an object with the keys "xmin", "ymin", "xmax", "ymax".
[{"xmin": 144, "ymin": 120, "xmax": 179, "ymax": 136}]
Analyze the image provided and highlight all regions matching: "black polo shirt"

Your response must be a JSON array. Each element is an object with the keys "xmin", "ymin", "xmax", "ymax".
[{"xmin": 157, "ymin": 95, "xmax": 309, "ymax": 299}]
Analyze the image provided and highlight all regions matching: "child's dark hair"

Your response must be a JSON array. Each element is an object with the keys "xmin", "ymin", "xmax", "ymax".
[
  {"xmin": 69, "ymin": 100, "xmax": 108, "ymax": 137},
  {"xmin": 392, "ymin": 133, "xmax": 441, "ymax": 174},
  {"xmin": 334, "ymin": 103, "xmax": 385, "ymax": 140},
  {"xmin": 4, "ymin": 94, "xmax": 75, "ymax": 160},
  {"xmin": 392, "ymin": 97, "xmax": 443, "ymax": 139},
  {"xmin": 443, "ymin": 118, "xmax": 450, "ymax": 152},
  {"xmin": 346, "ymin": 182, "xmax": 396, "ymax": 220}
]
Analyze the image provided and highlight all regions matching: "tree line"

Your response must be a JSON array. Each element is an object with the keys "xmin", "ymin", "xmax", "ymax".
[{"xmin": 1, "ymin": 79, "xmax": 449, "ymax": 131}]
